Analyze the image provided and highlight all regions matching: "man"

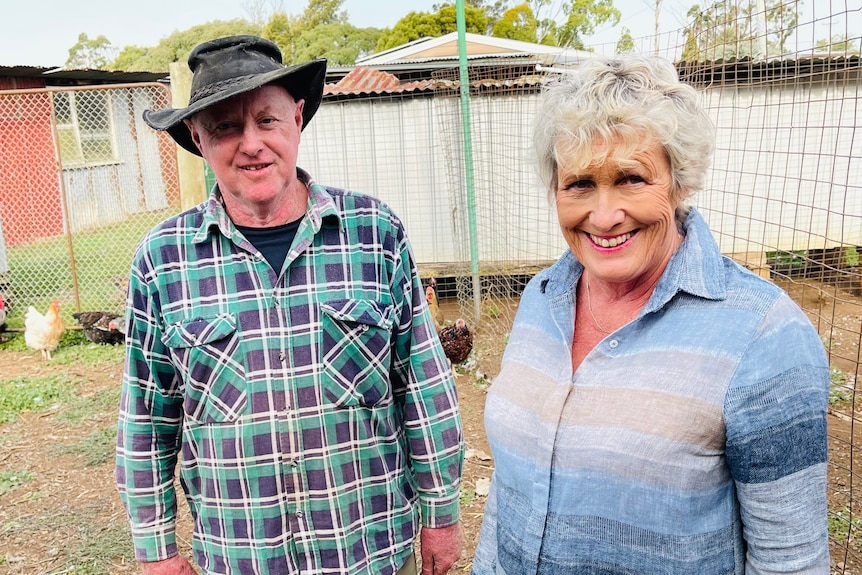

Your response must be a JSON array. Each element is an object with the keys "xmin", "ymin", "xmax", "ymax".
[{"xmin": 115, "ymin": 35, "xmax": 463, "ymax": 575}]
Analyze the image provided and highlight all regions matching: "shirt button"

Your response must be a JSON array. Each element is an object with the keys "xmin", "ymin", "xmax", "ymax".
[
  {"xmin": 278, "ymin": 352, "xmax": 286, "ymax": 362},
  {"xmin": 290, "ymin": 460, "xmax": 298, "ymax": 468},
  {"xmin": 296, "ymin": 511, "xmax": 303, "ymax": 518},
  {"xmin": 609, "ymin": 339, "xmax": 619, "ymax": 348}
]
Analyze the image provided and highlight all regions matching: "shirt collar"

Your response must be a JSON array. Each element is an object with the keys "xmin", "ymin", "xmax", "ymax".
[{"xmin": 193, "ymin": 167, "xmax": 343, "ymax": 244}]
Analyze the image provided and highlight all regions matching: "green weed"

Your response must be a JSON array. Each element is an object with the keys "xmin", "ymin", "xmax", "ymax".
[
  {"xmin": 0, "ymin": 375, "xmax": 77, "ymax": 423},
  {"xmin": 0, "ymin": 469, "xmax": 35, "ymax": 496},
  {"xmin": 830, "ymin": 368, "xmax": 853, "ymax": 406},
  {"xmin": 57, "ymin": 426, "xmax": 117, "ymax": 467},
  {"xmin": 829, "ymin": 507, "xmax": 862, "ymax": 545}
]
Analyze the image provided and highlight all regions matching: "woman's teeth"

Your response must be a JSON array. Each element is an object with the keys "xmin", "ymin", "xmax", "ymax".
[{"xmin": 590, "ymin": 231, "xmax": 633, "ymax": 248}]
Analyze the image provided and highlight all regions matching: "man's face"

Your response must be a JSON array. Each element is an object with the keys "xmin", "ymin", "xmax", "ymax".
[{"xmin": 186, "ymin": 84, "xmax": 305, "ymax": 213}]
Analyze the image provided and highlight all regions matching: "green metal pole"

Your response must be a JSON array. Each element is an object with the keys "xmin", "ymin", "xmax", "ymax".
[{"xmin": 456, "ymin": 0, "xmax": 482, "ymax": 323}]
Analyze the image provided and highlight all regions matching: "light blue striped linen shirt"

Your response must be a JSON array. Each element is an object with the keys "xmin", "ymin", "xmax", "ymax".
[{"xmin": 472, "ymin": 208, "xmax": 830, "ymax": 575}]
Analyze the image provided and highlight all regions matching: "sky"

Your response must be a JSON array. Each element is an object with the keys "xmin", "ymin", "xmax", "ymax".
[{"xmin": 0, "ymin": 0, "xmax": 844, "ymax": 68}]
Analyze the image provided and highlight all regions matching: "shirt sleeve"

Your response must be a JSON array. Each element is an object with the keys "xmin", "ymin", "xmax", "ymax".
[
  {"xmin": 115, "ymin": 247, "xmax": 185, "ymax": 562},
  {"xmin": 724, "ymin": 293, "xmax": 830, "ymax": 574},
  {"xmin": 389, "ymin": 223, "xmax": 464, "ymax": 528}
]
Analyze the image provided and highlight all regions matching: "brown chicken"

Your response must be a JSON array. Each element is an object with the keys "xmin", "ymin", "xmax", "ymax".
[
  {"xmin": 425, "ymin": 284, "xmax": 444, "ymax": 330},
  {"xmin": 25, "ymin": 300, "xmax": 66, "ymax": 360},
  {"xmin": 439, "ymin": 318, "xmax": 474, "ymax": 365}
]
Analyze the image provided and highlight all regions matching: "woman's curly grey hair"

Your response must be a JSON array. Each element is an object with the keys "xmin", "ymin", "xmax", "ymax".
[{"xmin": 534, "ymin": 55, "xmax": 715, "ymax": 205}]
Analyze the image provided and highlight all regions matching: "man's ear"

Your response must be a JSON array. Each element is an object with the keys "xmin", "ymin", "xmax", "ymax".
[
  {"xmin": 184, "ymin": 118, "xmax": 203, "ymax": 151},
  {"xmin": 295, "ymin": 99, "xmax": 305, "ymax": 130}
]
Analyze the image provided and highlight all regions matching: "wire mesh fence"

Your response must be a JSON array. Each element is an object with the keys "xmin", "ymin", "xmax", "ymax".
[{"xmin": 0, "ymin": 83, "xmax": 179, "ymax": 328}]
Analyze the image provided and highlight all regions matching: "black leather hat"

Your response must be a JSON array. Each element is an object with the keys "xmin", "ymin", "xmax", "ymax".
[{"xmin": 143, "ymin": 35, "xmax": 326, "ymax": 156}]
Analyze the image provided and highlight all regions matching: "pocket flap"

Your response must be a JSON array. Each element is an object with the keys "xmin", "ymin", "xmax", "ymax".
[
  {"xmin": 162, "ymin": 313, "xmax": 237, "ymax": 348},
  {"xmin": 320, "ymin": 299, "xmax": 393, "ymax": 330}
]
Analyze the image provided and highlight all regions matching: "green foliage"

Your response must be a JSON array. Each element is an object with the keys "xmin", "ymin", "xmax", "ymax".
[
  {"xmin": 491, "ymin": 3, "xmax": 539, "ymax": 42},
  {"xmin": 109, "ymin": 19, "xmax": 261, "ymax": 72},
  {"xmin": 108, "ymin": 45, "xmax": 149, "ymax": 71},
  {"xmin": 682, "ymin": 0, "xmax": 799, "ymax": 61},
  {"xmin": 829, "ymin": 507, "xmax": 862, "ymax": 545},
  {"xmin": 545, "ymin": 0, "xmax": 620, "ymax": 49},
  {"xmin": 815, "ymin": 34, "xmax": 861, "ymax": 54},
  {"xmin": 0, "ymin": 375, "xmax": 77, "ymax": 423},
  {"xmin": 0, "ymin": 469, "xmax": 35, "ymax": 496},
  {"xmin": 66, "ymin": 33, "xmax": 116, "ymax": 69},
  {"xmin": 292, "ymin": 23, "xmax": 384, "ymax": 66},
  {"xmin": 57, "ymin": 426, "xmax": 117, "ymax": 467},
  {"xmin": 460, "ymin": 487, "xmax": 476, "ymax": 506},
  {"xmin": 616, "ymin": 26, "xmax": 635, "ymax": 53},
  {"xmin": 846, "ymin": 246, "xmax": 860, "ymax": 268},
  {"xmin": 265, "ymin": 0, "xmax": 348, "ymax": 63},
  {"xmin": 376, "ymin": 5, "xmax": 489, "ymax": 51},
  {"xmin": 829, "ymin": 368, "xmax": 853, "ymax": 406}
]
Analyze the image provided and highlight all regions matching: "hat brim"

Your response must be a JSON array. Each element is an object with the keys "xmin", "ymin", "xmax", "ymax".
[{"xmin": 143, "ymin": 58, "xmax": 327, "ymax": 156}]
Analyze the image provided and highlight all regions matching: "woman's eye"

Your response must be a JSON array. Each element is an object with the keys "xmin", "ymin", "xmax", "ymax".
[{"xmin": 623, "ymin": 175, "xmax": 645, "ymax": 185}]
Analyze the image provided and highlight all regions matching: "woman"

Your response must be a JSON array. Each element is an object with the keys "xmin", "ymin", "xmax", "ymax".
[{"xmin": 472, "ymin": 56, "xmax": 830, "ymax": 574}]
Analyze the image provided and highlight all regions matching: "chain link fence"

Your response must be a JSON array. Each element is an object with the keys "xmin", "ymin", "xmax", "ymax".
[{"xmin": 0, "ymin": 83, "xmax": 179, "ymax": 328}]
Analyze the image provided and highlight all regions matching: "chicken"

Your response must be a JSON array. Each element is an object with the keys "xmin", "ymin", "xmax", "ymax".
[
  {"xmin": 425, "ymin": 284, "xmax": 444, "ymax": 330},
  {"xmin": 0, "ymin": 294, "xmax": 7, "ymax": 333},
  {"xmin": 439, "ymin": 318, "xmax": 474, "ymax": 365},
  {"xmin": 107, "ymin": 316, "xmax": 127, "ymax": 337},
  {"xmin": 25, "ymin": 300, "xmax": 66, "ymax": 360},
  {"xmin": 72, "ymin": 311, "xmax": 124, "ymax": 345}
]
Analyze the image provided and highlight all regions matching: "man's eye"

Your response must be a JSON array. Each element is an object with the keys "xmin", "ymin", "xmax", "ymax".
[{"xmin": 623, "ymin": 175, "xmax": 645, "ymax": 184}]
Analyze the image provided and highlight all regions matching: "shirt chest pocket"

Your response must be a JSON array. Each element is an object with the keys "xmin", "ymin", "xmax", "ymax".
[
  {"xmin": 320, "ymin": 299, "xmax": 394, "ymax": 408},
  {"xmin": 162, "ymin": 313, "xmax": 247, "ymax": 424}
]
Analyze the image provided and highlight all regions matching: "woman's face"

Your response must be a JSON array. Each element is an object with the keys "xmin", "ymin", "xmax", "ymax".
[{"xmin": 555, "ymin": 137, "xmax": 682, "ymax": 288}]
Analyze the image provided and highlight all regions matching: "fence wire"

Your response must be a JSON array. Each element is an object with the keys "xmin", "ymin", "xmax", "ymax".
[{"xmin": 0, "ymin": 83, "xmax": 179, "ymax": 327}]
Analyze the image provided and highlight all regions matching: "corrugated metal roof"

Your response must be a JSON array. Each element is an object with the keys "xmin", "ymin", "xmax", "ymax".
[
  {"xmin": 324, "ymin": 67, "xmax": 434, "ymax": 96},
  {"xmin": 0, "ymin": 65, "xmax": 167, "ymax": 85}
]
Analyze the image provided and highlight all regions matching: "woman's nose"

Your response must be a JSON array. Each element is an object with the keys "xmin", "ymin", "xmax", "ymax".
[{"xmin": 589, "ymin": 191, "xmax": 625, "ymax": 231}]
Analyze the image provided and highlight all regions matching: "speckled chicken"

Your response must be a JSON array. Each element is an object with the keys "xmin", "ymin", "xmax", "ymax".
[
  {"xmin": 72, "ymin": 311, "xmax": 124, "ymax": 345},
  {"xmin": 439, "ymin": 318, "xmax": 473, "ymax": 365}
]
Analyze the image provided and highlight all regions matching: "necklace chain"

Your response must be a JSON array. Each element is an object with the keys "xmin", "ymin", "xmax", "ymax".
[{"xmin": 585, "ymin": 274, "xmax": 612, "ymax": 334}]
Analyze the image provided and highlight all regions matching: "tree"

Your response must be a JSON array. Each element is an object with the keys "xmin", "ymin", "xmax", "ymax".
[
  {"xmin": 66, "ymin": 33, "xmax": 117, "ymax": 69},
  {"xmin": 292, "ymin": 23, "xmax": 383, "ymax": 65},
  {"xmin": 376, "ymin": 5, "xmax": 489, "ymax": 52},
  {"xmin": 263, "ymin": 0, "xmax": 347, "ymax": 63},
  {"xmin": 109, "ymin": 45, "xmax": 149, "ymax": 71},
  {"xmin": 815, "ymin": 34, "xmax": 860, "ymax": 54},
  {"xmin": 616, "ymin": 26, "xmax": 635, "ymax": 53},
  {"xmin": 109, "ymin": 20, "xmax": 260, "ymax": 72},
  {"xmin": 529, "ymin": 0, "xmax": 620, "ymax": 48},
  {"xmin": 491, "ymin": 3, "xmax": 539, "ymax": 43},
  {"xmin": 682, "ymin": 0, "xmax": 799, "ymax": 62}
]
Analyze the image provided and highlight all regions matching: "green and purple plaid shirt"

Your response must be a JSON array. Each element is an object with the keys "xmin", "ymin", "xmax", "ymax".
[{"xmin": 116, "ymin": 170, "xmax": 463, "ymax": 575}]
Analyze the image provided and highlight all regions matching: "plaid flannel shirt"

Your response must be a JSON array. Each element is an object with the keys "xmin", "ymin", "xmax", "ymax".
[{"xmin": 116, "ymin": 170, "xmax": 463, "ymax": 575}]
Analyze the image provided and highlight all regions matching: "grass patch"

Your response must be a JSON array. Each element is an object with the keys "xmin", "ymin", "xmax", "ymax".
[
  {"xmin": 61, "ymin": 522, "xmax": 135, "ymax": 575},
  {"xmin": 0, "ymin": 469, "xmax": 35, "ymax": 496},
  {"xmin": 830, "ymin": 368, "xmax": 854, "ymax": 406},
  {"xmin": 62, "ymin": 386, "xmax": 121, "ymax": 423},
  {"xmin": 829, "ymin": 507, "xmax": 862, "ymax": 545},
  {"xmin": 0, "ymin": 375, "xmax": 77, "ymax": 423},
  {"xmin": 3, "ymin": 207, "xmax": 173, "ymax": 330},
  {"xmin": 57, "ymin": 426, "xmax": 117, "ymax": 467}
]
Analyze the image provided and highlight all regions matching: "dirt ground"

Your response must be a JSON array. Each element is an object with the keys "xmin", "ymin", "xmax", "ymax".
[{"xmin": 2, "ymin": 280, "xmax": 862, "ymax": 574}]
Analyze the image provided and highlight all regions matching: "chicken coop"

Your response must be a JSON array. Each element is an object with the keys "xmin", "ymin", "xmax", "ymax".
[{"xmin": 0, "ymin": 68, "xmax": 180, "ymax": 325}]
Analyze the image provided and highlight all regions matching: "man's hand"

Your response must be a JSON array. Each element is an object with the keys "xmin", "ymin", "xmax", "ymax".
[
  {"xmin": 140, "ymin": 555, "xmax": 197, "ymax": 575},
  {"xmin": 420, "ymin": 522, "xmax": 463, "ymax": 575}
]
